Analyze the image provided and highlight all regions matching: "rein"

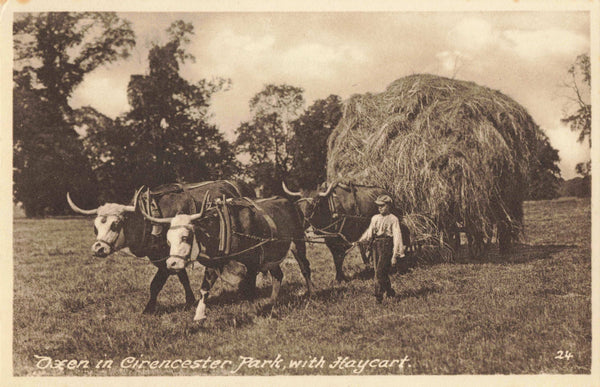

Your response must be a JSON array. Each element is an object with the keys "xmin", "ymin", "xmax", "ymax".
[{"xmin": 96, "ymin": 237, "xmax": 118, "ymax": 251}]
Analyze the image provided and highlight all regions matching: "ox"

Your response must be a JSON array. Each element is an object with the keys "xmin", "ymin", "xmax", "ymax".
[
  {"xmin": 282, "ymin": 181, "xmax": 411, "ymax": 282},
  {"xmin": 141, "ymin": 196, "xmax": 314, "ymax": 320},
  {"xmin": 67, "ymin": 180, "xmax": 255, "ymax": 314}
]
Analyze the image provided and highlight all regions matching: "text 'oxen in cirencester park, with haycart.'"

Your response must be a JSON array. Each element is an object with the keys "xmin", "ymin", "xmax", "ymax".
[
  {"xmin": 141, "ymin": 195, "xmax": 315, "ymax": 321},
  {"xmin": 67, "ymin": 180, "xmax": 255, "ymax": 314}
]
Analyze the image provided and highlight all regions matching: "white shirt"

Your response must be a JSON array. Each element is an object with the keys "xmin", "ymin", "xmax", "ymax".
[{"xmin": 359, "ymin": 213, "xmax": 405, "ymax": 257}]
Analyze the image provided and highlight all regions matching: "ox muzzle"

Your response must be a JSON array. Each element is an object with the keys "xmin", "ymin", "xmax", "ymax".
[
  {"xmin": 92, "ymin": 240, "xmax": 112, "ymax": 257},
  {"xmin": 166, "ymin": 255, "xmax": 188, "ymax": 271}
]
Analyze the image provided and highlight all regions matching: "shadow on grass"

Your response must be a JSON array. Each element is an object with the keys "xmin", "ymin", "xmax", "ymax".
[
  {"xmin": 394, "ymin": 284, "xmax": 441, "ymax": 301},
  {"xmin": 206, "ymin": 286, "xmax": 272, "ymax": 306},
  {"xmin": 412, "ymin": 243, "xmax": 576, "ymax": 267},
  {"xmin": 309, "ymin": 286, "xmax": 349, "ymax": 303},
  {"xmin": 153, "ymin": 301, "xmax": 199, "ymax": 316},
  {"xmin": 153, "ymin": 281, "xmax": 317, "ymax": 328},
  {"xmin": 182, "ymin": 292, "xmax": 318, "ymax": 333},
  {"xmin": 184, "ymin": 309, "xmax": 258, "ymax": 333},
  {"xmin": 351, "ymin": 267, "xmax": 375, "ymax": 281}
]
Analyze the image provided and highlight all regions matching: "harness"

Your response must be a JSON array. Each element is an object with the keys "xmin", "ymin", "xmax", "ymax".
[
  {"xmin": 190, "ymin": 197, "xmax": 281, "ymax": 268},
  {"xmin": 135, "ymin": 181, "xmax": 245, "ymax": 259},
  {"xmin": 299, "ymin": 182, "xmax": 371, "ymax": 245}
]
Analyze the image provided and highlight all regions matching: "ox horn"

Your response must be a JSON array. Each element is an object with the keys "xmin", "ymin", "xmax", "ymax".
[
  {"xmin": 141, "ymin": 211, "xmax": 173, "ymax": 224},
  {"xmin": 282, "ymin": 181, "xmax": 302, "ymax": 197},
  {"xmin": 190, "ymin": 191, "xmax": 211, "ymax": 221},
  {"xmin": 66, "ymin": 192, "xmax": 98, "ymax": 215},
  {"xmin": 139, "ymin": 199, "xmax": 173, "ymax": 224},
  {"xmin": 317, "ymin": 181, "xmax": 338, "ymax": 197}
]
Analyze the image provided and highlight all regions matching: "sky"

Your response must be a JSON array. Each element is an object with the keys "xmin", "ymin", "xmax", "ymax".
[{"xmin": 68, "ymin": 11, "xmax": 592, "ymax": 179}]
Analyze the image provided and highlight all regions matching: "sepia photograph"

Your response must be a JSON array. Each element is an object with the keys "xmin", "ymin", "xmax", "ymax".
[{"xmin": 3, "ymin": 0, "xmax": 597, "ymax": 384}]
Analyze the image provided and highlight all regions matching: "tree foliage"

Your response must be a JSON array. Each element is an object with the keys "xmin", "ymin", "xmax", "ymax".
[
  {"xmin": 13, "ymin": 12, "xmax": 135, "ymax": 216},
  {"xmin": 562, "ymin": 54, "xmax": 591, "ymax": 147},
  {"xmin": 235, "ymin": 84, "xmax": 305, "ymax": 196},
  {"xmin": 14, "ymin": 12, "xmax": 135, "ymax": 116},
  {"xmin": 526, "ymin": 130, "xmax": 562, "ymax": 200},
  {"xmin": 83, "ymin": 21, "xmax": 238, "ymax": 203},
  {"xmin": 290, "ymin": 95, "xmax": 342, "ymax": 189},
  {"xmin": 562, "ymin": 53, "xmax": 591, "ymax": 178}
]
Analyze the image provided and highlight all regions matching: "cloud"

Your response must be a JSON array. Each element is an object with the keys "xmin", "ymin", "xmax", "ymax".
[
  {"xmin": 281, "ymin": 43, "xmax": 367, "ymax": 79},
  {"xmin": 501, "ymin": 28, "xmax": 588, "ymax": 60},
  {"xmin": 445, "ymin": 16, "xmax": 589, "ymax": 61},
  {"xmin": 70, "ymin": 70, "xmax": 130, "ymax": 118},
  {"xmin": 213, "ymin": 29, "xmax": 276, "ymax": 54},
  {"xmin": 447, "ymin": 18, "xmax": 498, "ymax": 52},
  {"xmin": 202, "ymin": 29, "xmax": 367, "ymax": 81},
  {"xmin": 435, "ymin": 50, "xmax": 472, "ymax": 75}
]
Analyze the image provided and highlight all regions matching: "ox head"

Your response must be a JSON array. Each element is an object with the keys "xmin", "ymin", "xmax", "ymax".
[
  {"xmin": 282, "ymin": 181, "xmax": 337, "ymax": 229},
  {"xmin": 140, "ymin": 192, "xmax": 210, "ymax": 271},
  {"xmin": 67, "ymin": 192, "xmax": 138, "ymax": 257}
]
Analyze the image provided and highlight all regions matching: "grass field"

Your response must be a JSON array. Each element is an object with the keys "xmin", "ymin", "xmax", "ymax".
[{"xmin": 13, "ymin": 198, "xmax": 591, "ymax": 376}]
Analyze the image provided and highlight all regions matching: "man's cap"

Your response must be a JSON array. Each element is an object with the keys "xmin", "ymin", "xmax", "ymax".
[{"xmin": 375, "ymin": 195, "xmax": 393, "ymax": 206}]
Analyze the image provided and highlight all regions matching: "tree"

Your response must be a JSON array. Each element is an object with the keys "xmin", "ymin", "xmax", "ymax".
[
  {"xmin": 83, "ymin": 21, "xmax": 237, "ymax": 203},
  {"xmin": 290, "ymin": 95, "xmax": 342, "ymax": 189},
  {"xmin": 526, "ymin": 130, "xmax": 562, "ymax": 200},
  {"xmin": 14, "ymin": 13, "xmax": 135, "ymax": 117},
  {"xmin": 13, "ymin": 12, "xmax": 135, "ymax": 216},
  {"xmin": 562, "ymin": 53, "xmax": 591, "ymax": 178},
  {"xmin": 235, "ymin": 84, "xmax": 305, "ymax": 195}
]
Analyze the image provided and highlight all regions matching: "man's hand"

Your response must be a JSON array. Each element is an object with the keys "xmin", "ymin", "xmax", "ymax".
[{"xmin": 392, "ymin": 251, "xmax": 405, "ymax": 266}]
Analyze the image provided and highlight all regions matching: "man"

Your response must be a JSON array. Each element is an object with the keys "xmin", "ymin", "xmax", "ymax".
[{"xmin": 356, "ymin": 195, "xmax": 405, "ymax": 303}]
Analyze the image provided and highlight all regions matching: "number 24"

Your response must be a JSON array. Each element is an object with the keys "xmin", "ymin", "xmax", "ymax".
[{"xmin": 555, "ymin": 350, "xmax": 573, "ymax": 360}]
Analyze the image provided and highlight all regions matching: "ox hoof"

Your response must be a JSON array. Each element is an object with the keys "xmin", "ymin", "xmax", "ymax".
[
  {"xmin": 335, "ymin": 275, "xmax": 349, "ymax": 283},
  {"xmin": 142, "ymin": 305, "xmax": 156, "ymax": 315}
]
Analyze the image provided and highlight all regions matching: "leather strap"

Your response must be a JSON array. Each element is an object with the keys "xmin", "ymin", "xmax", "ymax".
[{"xmin": 244, "ymin": 197, "xmax": 278, "ymax": 239}]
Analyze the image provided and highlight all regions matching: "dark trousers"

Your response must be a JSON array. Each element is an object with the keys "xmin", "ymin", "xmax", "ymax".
[{"xmin": 372, "ymin": 237, "xmax": 393, "ymax": 297}]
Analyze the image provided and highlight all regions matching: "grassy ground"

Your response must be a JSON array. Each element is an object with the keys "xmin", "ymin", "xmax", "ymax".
[{"xmin": 13, "ymin": 198, "xmax": 591, "ymax": 376}]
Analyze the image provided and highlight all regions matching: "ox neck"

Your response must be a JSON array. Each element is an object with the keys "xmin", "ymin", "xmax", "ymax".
[
  {"xmin": 194, "ymin": 217, "xmax": 221, "ymax": 258},
  {"xmin": 124, "ymin": 211, "xmax": 154, "ymax": 257},
  {"xmin": 309, "ymin": 194, "xmax": 337, "ymax": 229}
]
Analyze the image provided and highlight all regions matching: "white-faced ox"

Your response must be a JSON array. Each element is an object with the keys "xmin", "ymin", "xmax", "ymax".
[
  {"xmin": 67, "ymin": 180, "xmax": 255, "ymax": 314},
  {"xmin": 283, "ymin": 181, "xmax": 411, "ymax": 282},
  {"xmin": 141, "ymin": 196, "xmax": 314, "ymax": 321}
]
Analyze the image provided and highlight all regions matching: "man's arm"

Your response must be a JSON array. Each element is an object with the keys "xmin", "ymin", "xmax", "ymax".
[
  {"xmin": 358, "ymin": 216, "xmax": 376, "ymax": 244},
  {"xmin": 391, "ymin": 215, "xmax": 405, "ymax": 259}
]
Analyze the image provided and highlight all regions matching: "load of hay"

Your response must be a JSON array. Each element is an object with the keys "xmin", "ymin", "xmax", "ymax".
[{"xmin": 327, "ymin": 74, "xmax": 540, "ymax": 251}]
